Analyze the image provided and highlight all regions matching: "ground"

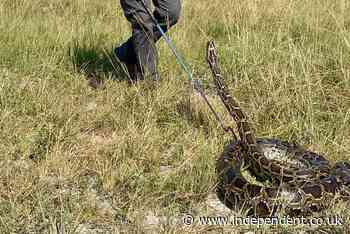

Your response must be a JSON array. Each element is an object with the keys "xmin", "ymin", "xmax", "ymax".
[{"xmin": 0, "ymin": 0, "xmax": 349, "ymax": 233}]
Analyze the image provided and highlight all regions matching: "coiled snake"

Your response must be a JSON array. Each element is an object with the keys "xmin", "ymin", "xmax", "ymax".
[{"xmin": 206, "ymin": 41, "xmax": 350, "ymax": 216}]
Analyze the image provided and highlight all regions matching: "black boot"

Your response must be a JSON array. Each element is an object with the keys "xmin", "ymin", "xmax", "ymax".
[
  {"xmin": 114, "ymin": 42, "xmax": 145, "ymax": 82},
  {"xmin": 124, "ymin": 62, "xmax": 145, "ymax": 82}
]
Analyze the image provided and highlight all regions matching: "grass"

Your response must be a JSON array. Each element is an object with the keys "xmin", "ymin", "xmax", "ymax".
[{"xmin": 0, "ymin": 0, "xmax": 350, "ymax": 233}]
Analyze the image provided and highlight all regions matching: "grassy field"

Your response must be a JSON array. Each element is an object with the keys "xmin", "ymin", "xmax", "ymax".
[{"xmin": 1, "ymin": 0, "xmax": 350, "ymax": 233}]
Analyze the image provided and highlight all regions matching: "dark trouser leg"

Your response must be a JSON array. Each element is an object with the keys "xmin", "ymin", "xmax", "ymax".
[
  {"xmin": 152, "ymin": 0, "xmax": 181, "ymax": 40},
  {"xmin": 117, "ymin": 0, "xmax": 154, "ymax": 74},
  {"xmin": 117, "ymin": 0, "xmax": 181, "ymax": 79}
]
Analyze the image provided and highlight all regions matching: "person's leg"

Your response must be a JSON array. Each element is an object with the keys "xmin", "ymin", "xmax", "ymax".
[
  {"xmin": 116, "ymin": 0, "xmax": 181, "ymax": 81},
  {"xmin": 152, "ymin": 0, "xmax": 181, "ymax": 41},
  {"xmin": 117, "ymin": 0, "xmax": 158, "ymax": 80}
]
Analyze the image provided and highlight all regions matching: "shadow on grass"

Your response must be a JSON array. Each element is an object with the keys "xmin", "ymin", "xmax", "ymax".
[{"xmin": 69, "ymin": 42, "xmax": 130, "ymax": 88}]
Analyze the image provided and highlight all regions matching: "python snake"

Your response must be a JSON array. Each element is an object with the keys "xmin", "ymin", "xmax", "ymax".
[{"xmin": 206, "ymin": 40, "xmax": 350, "ymax": 215}]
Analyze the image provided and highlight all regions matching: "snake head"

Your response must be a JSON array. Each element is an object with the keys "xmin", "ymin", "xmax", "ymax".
[{"xmin": 206, "ymin": 40, "xmax": 217, "ymax": 65}]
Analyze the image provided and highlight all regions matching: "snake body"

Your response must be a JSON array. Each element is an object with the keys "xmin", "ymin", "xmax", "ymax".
[
  {"xmin": 216, "ymin": 139, "xmax": 349, "ymax": 215},
  {"xmin": 206, "ymin": 41, "xmax": 350, "ymax": 215}
]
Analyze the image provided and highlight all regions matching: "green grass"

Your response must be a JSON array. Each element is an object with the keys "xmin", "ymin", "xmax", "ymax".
[{"xmin": 0, "ymin": 0, "xmax": 350, "ymax": 233}]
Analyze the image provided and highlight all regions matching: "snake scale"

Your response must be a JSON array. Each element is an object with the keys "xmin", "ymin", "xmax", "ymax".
[{"xmin": 206, "ymin": 40, "xmax": 350, "ymax": 216}]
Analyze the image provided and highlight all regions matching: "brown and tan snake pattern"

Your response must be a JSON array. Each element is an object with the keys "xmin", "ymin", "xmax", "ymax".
[{"xmin": 206, "ymin": 40, "xmax": 350, "ymax": 215}]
